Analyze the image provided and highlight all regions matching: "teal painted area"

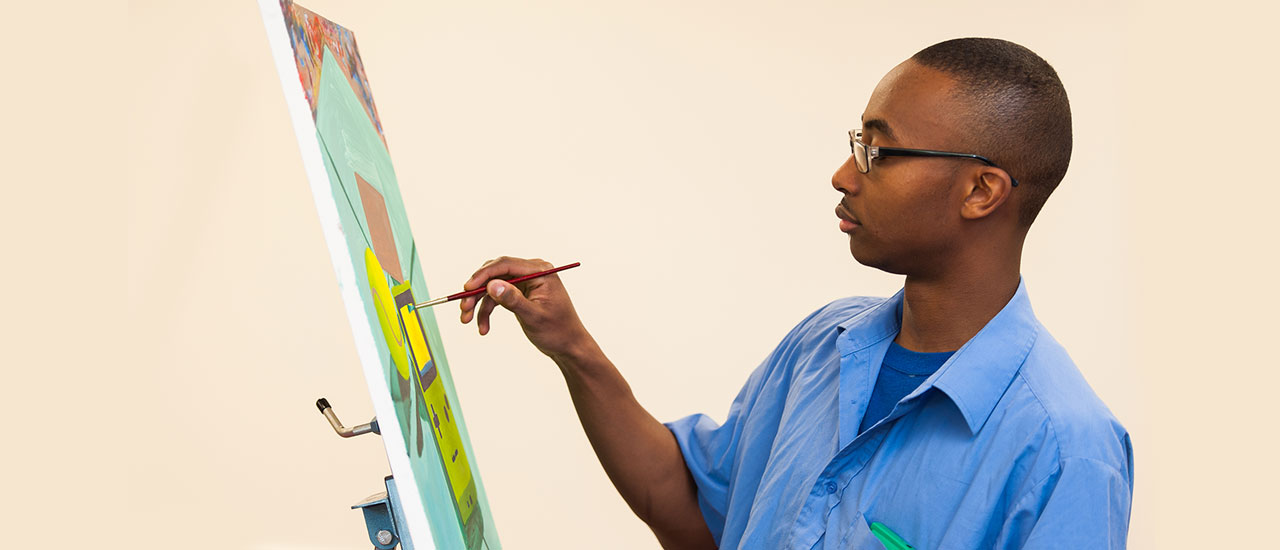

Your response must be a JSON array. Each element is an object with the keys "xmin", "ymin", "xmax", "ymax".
[{"xmin": 313, "ymin": 47, "xmax": 499, "ymax": 550}]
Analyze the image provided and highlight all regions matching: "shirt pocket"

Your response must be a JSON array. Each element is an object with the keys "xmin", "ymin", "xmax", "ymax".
[{"xmin": 832, "ymin": 509, "xmax": 887, "ymax": 550}]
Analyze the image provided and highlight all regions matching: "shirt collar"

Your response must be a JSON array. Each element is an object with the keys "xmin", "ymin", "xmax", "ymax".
[
  {"xmin": 836, "ymin": 278, "xmax": 1041, "ymax": 435},
  {"xmin": 835, "ymin": 290, "xmax": 902, "ymax": 351}
]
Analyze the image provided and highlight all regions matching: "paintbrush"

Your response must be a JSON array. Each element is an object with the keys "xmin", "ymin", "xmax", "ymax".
[{"xmin": 407, "ymin": 262, "xmax": 581, "ymax": 311}]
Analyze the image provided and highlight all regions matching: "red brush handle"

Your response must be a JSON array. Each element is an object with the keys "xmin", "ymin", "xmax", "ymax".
[{"xmin": 443, "ymin": 262, "xmax": 582, "ymax": 302}]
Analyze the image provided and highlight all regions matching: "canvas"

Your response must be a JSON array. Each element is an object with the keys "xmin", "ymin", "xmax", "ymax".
[{"xmin": 258, "ymin": 1, "xmax": 499, "ymax": 548}]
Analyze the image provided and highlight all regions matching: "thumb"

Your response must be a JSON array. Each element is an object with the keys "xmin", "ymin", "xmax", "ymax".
[{"xmin": 486, "ymin": 279, "xmax": 532, "ymax": 315}]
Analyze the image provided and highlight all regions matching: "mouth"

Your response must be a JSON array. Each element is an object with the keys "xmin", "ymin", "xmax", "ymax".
[{"xmin": 835, "ymin": 204, "xmax": 860, "ymax": 233}]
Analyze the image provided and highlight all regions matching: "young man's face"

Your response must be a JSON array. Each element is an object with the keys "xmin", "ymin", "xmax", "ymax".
[{"xmin": 831, "ymin": 60, "xmax": 978, "ymax": 277}]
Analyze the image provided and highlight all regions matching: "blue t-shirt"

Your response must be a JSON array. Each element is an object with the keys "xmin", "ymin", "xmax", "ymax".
[{"xmin": 857, "ymin": 342, "xmax": 954, "ymax": 435}]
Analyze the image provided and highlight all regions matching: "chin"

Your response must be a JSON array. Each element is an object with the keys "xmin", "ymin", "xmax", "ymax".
[
  {"xmin": 848, "ymin": 241, "xmax": 880, "ymax": 268},
  {"xmin": 848, "ymin": 241, "xmax": 907, "ymax": 275}
]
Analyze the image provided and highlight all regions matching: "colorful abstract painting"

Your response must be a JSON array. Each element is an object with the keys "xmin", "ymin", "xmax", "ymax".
[{"xmin": 259, "ymin": 2, "xmax": 498, "ymax": 548}]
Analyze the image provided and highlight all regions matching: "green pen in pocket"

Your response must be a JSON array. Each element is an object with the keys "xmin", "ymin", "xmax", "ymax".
[{"xmin": 869, "ymin": 522, "xmax": 914, "ymax": 550}]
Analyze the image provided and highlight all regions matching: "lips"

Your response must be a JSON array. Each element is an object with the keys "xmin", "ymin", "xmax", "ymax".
[{"xmin": 835, "ymin": 204, "xmax": 860, "ymax": 232}]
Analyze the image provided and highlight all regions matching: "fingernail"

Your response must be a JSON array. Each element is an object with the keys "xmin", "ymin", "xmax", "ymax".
[{"xmin": 493, "ymin": 283, "xmax": 505, "ymax": 297}]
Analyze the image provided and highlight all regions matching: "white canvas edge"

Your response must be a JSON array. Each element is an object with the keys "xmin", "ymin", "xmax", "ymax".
[{"xmin": 256, "ymin": 1, "xmax": 436, "ymax": 547}]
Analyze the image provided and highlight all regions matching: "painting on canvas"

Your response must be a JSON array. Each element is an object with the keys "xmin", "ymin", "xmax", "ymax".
[{"xmin": 259, "ymin": 2, "xmax": 499, "ymax": 548}]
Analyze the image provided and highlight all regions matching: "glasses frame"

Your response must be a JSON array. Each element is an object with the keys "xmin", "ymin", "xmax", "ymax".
[{"xmin": 848, "ymin": 129, "xmax": 1019, "ymax": 187}]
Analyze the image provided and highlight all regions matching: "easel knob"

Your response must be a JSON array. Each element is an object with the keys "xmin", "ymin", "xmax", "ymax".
[{"xmin": 316, "ymin": 397, "xmax": 380, "ymax": 438}]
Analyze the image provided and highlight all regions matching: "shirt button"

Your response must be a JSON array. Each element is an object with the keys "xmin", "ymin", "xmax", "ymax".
[{"xmin": 824, "ymin": 481, "xmax": 838, "ymax": 494}]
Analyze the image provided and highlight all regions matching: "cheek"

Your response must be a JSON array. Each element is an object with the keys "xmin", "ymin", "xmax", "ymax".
[
  {"xmin": 897, "ymin": 166, "xmax": 957, "ymax": 214},
  {"xmin": 876, "ymin": 178, "xmax": 956, "ymax": 240}
]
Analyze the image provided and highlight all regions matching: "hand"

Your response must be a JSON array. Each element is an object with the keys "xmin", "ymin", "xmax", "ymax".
[{"xmin": 459, "ymin": 256, "xmax": 592, "ymax": 360}]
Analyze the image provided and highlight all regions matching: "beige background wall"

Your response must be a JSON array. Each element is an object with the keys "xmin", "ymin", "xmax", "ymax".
[{"xmin": 5, "ymin": 0, "xmax": 1275, "ymax": 547}]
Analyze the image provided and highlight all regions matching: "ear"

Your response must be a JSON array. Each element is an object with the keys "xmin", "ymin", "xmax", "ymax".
[{"xmin": 959, "ymin": 167, "xmax": 1014, "ymax": 221}]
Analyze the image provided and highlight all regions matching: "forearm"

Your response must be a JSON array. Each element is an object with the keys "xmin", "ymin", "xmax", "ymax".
[
  {"xmin": 457, "ymin": 256, "xmax": 715, "ymax": 547},
  {"xmin": 551, "ymin": 337, "xmax": 715, "ymax": 549}
]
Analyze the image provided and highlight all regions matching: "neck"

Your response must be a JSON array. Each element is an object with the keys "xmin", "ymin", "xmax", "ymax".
[{"xmin": 895, "ymin": 253, "xmax": 1022, "ymax": 353}]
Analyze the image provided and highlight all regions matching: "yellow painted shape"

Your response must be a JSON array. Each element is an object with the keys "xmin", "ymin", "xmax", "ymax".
[
  {"xmin": 365, "ymin": 248, "xmax": 411, "ymax": 380},
  {"xmin": 400, "ymin": 304, "xmax": 432, "ymax": 365},
  {"xmin": 400, "ymin": 302, "xmax": 474, "ymax": 523},
  {"xmin": 422, "ymin": 373, "xmax": 475, "ymax": 523}
]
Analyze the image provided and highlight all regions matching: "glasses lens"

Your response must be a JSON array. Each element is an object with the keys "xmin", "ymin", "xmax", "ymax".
[{"xmin": 849, "ymin": 131, "xmax": 868, "ymax": 173}]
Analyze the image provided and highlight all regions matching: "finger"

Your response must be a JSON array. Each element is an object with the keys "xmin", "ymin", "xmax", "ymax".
[
  {"xmin": 465, "ymin": 257, "xmax": 512, "ymax": 290},
  {"xmin": 459, "ymin": 294, "xmax": 479, "ymax": 324},
  {"xmin": 486, "ymin": 279, "xmax": 533, "ymax": 317},
  {"xmin": 461, "ymin": 258, "xmax": 511, "ymax": 322},
  {"xmin": 476, "ymin": 294, "xmax": 499, "ymax": 335},
  {"xmin": 464, "ymin": 256, "xmax": 547, "ymax": 291}
]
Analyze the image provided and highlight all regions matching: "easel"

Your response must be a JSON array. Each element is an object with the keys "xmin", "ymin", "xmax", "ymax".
[{"xmin": 316, "ymin": 398, "xmax": 417, "ymax": 550}]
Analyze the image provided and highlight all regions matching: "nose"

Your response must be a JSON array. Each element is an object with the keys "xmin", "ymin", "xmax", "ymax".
[{"xmin": 831, "ymin": 155, "xmax": 860, "ymax": 195}]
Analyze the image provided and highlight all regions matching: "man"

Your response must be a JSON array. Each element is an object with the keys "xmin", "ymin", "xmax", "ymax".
[{"xmin": 459, "ymin": 38, "xmax": 1133, "ymax": 549}]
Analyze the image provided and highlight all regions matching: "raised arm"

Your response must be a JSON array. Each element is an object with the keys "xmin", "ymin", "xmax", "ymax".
[{"xmin": 459, "ymin": 256, "xmax": 716, "ymax": 550}]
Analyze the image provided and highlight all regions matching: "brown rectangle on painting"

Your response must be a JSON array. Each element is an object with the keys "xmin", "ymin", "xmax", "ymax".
[{"xmin": 356, "ymin": 172, "xmax": 404, "ymax": 282}]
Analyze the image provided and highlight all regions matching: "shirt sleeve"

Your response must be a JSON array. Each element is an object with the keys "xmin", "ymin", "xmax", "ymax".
[
  {"xmin": 663, "ymin": 301, "xmax": 842, "ymax": 545},
  {"xmin": 664, "ymin": 363, "xmax": 770, "ymax": 546},
  {"xmin": 997, "ymin": 456, "xmax": 1134, "ymax": 549}
]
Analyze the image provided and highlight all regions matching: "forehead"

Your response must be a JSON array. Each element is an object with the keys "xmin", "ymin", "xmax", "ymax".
[{"xmin": 863, "ymin": 61, "xmax": 966, "ymax": 147}]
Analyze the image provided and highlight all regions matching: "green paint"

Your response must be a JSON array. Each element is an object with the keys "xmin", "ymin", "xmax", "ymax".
[{"xmin": 314, "ymin": 46, "xmax": 498, "ymax": 550}]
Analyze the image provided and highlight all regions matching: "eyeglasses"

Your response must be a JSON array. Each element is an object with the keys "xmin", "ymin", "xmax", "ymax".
[{"xmin": 848, "ymin": 129, "xmax": 1019, "ymax": 187}]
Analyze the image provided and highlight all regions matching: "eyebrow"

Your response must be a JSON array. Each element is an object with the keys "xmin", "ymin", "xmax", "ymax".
[{"xmin": 861, "ymin": 117, "xmax": 897, "ymax": 142}]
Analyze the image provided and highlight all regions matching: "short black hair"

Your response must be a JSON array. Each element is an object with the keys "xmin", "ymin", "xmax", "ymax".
[{"xmin": 911, "ymin": 38, "xmax": 1072, "ymax": 226}]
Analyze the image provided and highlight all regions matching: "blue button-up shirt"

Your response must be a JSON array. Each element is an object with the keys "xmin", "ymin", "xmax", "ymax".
[{"xmin": 666, "ymin": 280, "xmax": 1133, "ymax": 549}]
